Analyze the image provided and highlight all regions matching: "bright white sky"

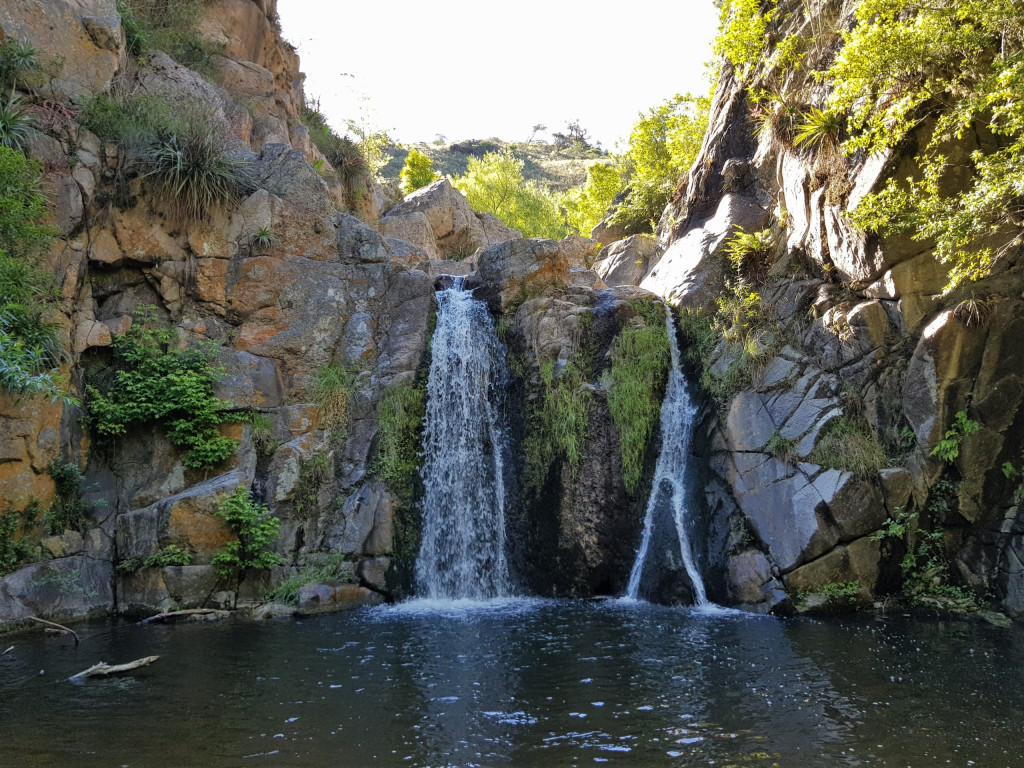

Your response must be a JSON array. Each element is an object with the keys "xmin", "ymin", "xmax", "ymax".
[{"xmin": 277, "ymin": 0, "xmax": 720, "ymax": 150}]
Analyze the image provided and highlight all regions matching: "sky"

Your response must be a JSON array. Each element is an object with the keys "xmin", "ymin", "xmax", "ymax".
[{"xmin": 277, "ymin": 0, "xmax": 721, "ymax": 151}]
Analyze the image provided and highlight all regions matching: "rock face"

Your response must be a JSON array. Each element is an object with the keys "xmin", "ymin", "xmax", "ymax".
[{"xmin": 634, "ymin": 0, "xmax": 1024, "ymax": 618}]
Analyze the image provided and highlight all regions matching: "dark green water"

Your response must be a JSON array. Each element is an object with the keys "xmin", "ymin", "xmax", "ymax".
[{"xmin": 1, "ymin": 600, "xmax": 1021, "ymax": 767}]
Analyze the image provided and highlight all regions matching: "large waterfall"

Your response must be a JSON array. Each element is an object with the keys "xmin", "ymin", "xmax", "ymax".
[
  {"xmin": 626, "ymin": 308, "xmax": 709, "ymax": 605},
  {"xmin": 415, "ymin": 277, "xmax": 512, "ymax": 600}
]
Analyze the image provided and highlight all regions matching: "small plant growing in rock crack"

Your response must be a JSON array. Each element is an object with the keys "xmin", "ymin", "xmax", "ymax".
[
  {"xmin": 43, "ymin": 460, "xmax": 105, "ymax": 535},
  {"xmin": 724, "ymin": 227, "xmax": 775, "ymax": 283},
  {"xmin": 250, "ymin": 227, "xmax": 276, "ymax": 253},
  {"xmin": 766, "ymin": 430, "xmax": 799, "ymax": 465},
  {"xmin": 0, "ymin": 91, "xmax": 35, "ymax": 151},
  {"xmin": 143, "ymin": 545, "xmax": 192, "ymax": 569},
  {"xmin": 929, "ymin": 411, "xmax": 981, "ymax": 464},
  {"xmin": 313, "ymin": 361, "xmax": 360, "ymax": 433},
  {"xmin": 808, "ymin": 416, "xmax": 888, "ymax": 476},
  {"xmin": 212, "ymin": 486, "xmax": 283, "ymax": 603},
  {"xmin": 793, "ymin": 108, "xmax": 842, "ymax": 152},
  {"xmin": 871, "ymin": 507, "xmax": 917, "ymax": 542},
  {"xmin": 952, "ymin": 296, "xmax": 993, "ymax": 329}
]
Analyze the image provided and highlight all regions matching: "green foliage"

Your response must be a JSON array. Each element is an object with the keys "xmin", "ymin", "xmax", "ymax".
[
  {"xmin": 81, "ymin": 92, "xmax": 182, "ymax": 146},
  {"xmin": 143, "ymin": 544, "xmax": 192, "ymax": 568},
  {"xmin": 399, "ymin": 148, "xmax": 439, "ymax": 194},
  {"xmin": 612, "ymin": 94, "xmax": 709, "ymax": 234},
  {"xmin": 808, "ymin": 416, "xmax": 888, "ymax": 476},
  {"xmin": 44, "ymin": 461, "xmax": 103, "ymax": 535},
  {"xmin": 250, "ymin": 227, "xmax": 275, "ymax": 252},
  {"xmin": 872, "ymin": 507, "xmax": 917, "ymax": 542},
  {"xmin": 830, "ymin": 0, "xmax": 1024, "ymax": 292},
  {"xmin": 715, "ymin": 0, "xmax": 777, "ymax": 80},
  {"xmin": 0, "ymin": 91, "xmax": 35, "ymax": 152},
  {"xmin": 140, "ymin": 117, "xmax": 255, "ymax": 223},
  {"xmin": 211, "ymin": 486, "xmax": 283, "ymax": 585},
  {"xmin": 266, "ymin": 553, "xmax": 354, "ymax": 605},
  {"xmin": 313, "ymin": 361, "xmax": 359, "ymax": 433},
  {"xmin": 560, "ymin": 162, "xmax": 621, "ymax": 237},
  {"xmin": 524, "ymin": 317, "xmax": 596, "ymax": 494},
  {"xmin": 800, "ymin": 580, "xmax": 861, "ymax": 606},
  {"xmin": 86, "ymin": 307, "xmax": 237, "ymax": 469},
  {"xmin": 0, "ymin": 501, "xmax": 42, "ymax": 577},
  {"xmin": 766, "ymin": 430, "xmax": 798, "ymax": 464},
  {"xmin": 607, "ymin": 303, "xmax": 670, "ymax": 495},
  {"xmin": 454, "ymin": 149, "xmax": 567, "ymax": 239},
  {"xmin": 238, "ymin": 411, "xmax": 276, "ymax": 457},
  {"xmin": 299, "ymin": 99, "xmax": 376, "ymax": 196},
  {"xmin": 792, "ymin": 108, "xmax": 842, "ymax": 151},
  {"xmin": 0, "ymin": 39, "xmax": 41, "ymax": 90},
  {"xmin": 0, "ymin": 509, "xmax": 19, "ymax": 576},
  {"xmin": 724, "ymin": 226, "xmax": 776, "ymax": 282},
  {"xmin": 117, "ymin": 0, "xmax": 221, "ymax": 75},
  {"xmin": 293, "ymin": 453, "xmax": 330, "ymax": 518},
  {"xmin": 0, "ymin": 146, "xmax": 66, "ymax": 401},
  {"xmin": 929, "ymin": 410, "xmax": 981, "ymax": 463},
  {"xmin": 374, "ymin": 380, "xmax": 426, "ymax": 508}
]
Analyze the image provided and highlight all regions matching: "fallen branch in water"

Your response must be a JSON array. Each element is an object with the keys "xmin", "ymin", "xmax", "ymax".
[
  {"xmin": 138, "ymin": 608, "xmax": 228, "ymax": 625},
  {"xmin": 3, "ymin": 645, "xmax": 13, "ymax": 655},
  {"xmin": 69, "ymin": 656, "xmax": 159, "ymax": 681},
  {"xmin": 27, "ymin": 617, "xmax": 79, "ymax": 647}
]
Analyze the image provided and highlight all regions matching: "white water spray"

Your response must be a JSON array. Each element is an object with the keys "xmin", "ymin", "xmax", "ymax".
[
  {"xmin": 415, "ymin": 278, "xmax": 511, "ymax": 600},
  {"xmin": 626, "ymin": 308, "xmax": 708, "ymax": 605}
]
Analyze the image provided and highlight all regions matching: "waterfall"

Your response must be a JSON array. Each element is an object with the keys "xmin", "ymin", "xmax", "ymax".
[
  {"xmin": 415, "ymin": 277, "xmax": 511, "ymax": 600},
  {"xmin": 625, "ymin": 308, "xmax": 708, "ymax": 606}
]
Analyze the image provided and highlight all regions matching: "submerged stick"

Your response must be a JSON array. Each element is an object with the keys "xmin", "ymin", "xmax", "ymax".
[
  {"xmin": 27, "ymin": 617, "xmax": 80, "ymax": 647},
  {"xmin": 2, "ymin": 645, "xmax": 13, "ymax": 655},
  {"xmin": 138, "ymin": 608, "xmax": 226, "ymax": 625},
  {"xmin": 69, "ymin": 655, "xmax": 159, "ymax": 681}
]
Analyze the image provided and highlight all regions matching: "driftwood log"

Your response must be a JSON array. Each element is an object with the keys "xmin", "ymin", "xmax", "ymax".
[
  {"xmin": 69, "ymin": 656, "xmax": 159, "ymax": 680},
  {"xmin": 28, "ymin": 616, "xmax": 80, "ymax": 647}
]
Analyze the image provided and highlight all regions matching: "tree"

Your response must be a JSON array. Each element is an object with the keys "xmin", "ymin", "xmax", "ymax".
[
  {"xmin": 527, "ymin": 123, "xmax": 547, "ymax": 144},
  {"xmin": 561, "ymin": 163, "xmax": 622, "ymax": 236},
  {"xmin": 399, "ymin": 149, "xmax": 439, "ymax": 194},
  {"xmin": 553, "ymin": 119, "xmax": 591, "ymax": 150},
  {"xmin": 454, "ymin": 150, "xmax": 567, "ymax": 240},
  {"xmin": 211, "ymin": 486, "xmax": 282, "ymax": 603},
  {"xmin": 612, "ymin": 93, "xmax": 709, "ymax": 234}
]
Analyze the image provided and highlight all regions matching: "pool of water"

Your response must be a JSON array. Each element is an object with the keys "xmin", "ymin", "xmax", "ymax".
[{"xmin": 1, "ymin": 600, "xmax": 1022, "ymax": 767}]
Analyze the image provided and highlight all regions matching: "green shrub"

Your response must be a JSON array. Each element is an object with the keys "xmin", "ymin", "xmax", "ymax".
[
  {"xmin": 312, "ymin": 361, "xmax": 359, "ymax": 433},
  {"xmin": 0, "ymin": 39, "xmax": 41, "ymax": 90},
  {"xmin": 929, "ymin": 411, "xmax": 981, "ymax": 463},
  {"xmin": 211, "ymin": 486, "xmax": 283, "ymax": 594},
  {"xmin": 250, "ymin": 227, "xmax": 275, "ymax": 253},
  {"xmin": 117, "ymin": 0, "xmax": 221, "ymax": 76},
  {"xmin": 81, "ymin": 92, "xmax": 182, "ymax": 146},
  {"xmin": 266, "ymin": 553, "xmax": 353, "ymax": 605},
  {"xmin": 715, "ymin": 0, "xmax": 777, "ymax": 79},
  {"xmin": 0, "ymin": 92, "xmax": 35, "ymax": 152},
  {"xmin": 86, "ymin": 307, "xmax": 237, "ymax": 469},
  {"xmin": 300, "ymin": 100, "xmax": 373, "ymax": 192},
  {"xmin": 43, "ymin": 461, "xmax": 104, "ymax": 535},
  {"xmin": 808, "ymin": 417, "xmax": 888, "ymax": 476},
  {"xmin": 0, "ymin": 502, "xmax": 42, "ymax": 576},
  {"xmin": 399, "ymin": 148, "xmax": 439, "ymax": 194},
  {"xmin": 724, "ymin": 227, "xmax": 776, "ymax": 283},
  {"xmin": 611, "ymin": 94, "xmax": 709, "ymax": 234},
  {"xmin": 793, "ymin": 108, "xmax": 842, "ymax": 152},
  {"xmin": 140, "ymin": 118, "xmax": 255, "ymax": 222},
  {"xmin": 766, "ymin": 430, "xmax": 798, "ymax": 464},
  {"xmin": 607, "ymin": 303, "xmax": 670, "ymax": 495},
  {"xmin": 374, "ymin": 380, "xmax": 426, "ymax": 507},
  {"xmin": 0, "ymin": 146, "xmax": 66, "ymax": 401},
  {"xmin": 454, "ymin": 149, "xmax": 567, "ymax": 239},
  {"xmin": 560, "ymin": 162, "xmax": 621, "ymax": 236},
  {"xmin": 143, "ymin": 544, "xmax": 192, "ymax": 568}
]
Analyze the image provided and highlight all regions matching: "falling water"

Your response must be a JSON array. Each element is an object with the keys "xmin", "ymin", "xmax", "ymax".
[
  {"xmin": 415, "ymin": 277, "xmax": 511, "ymax": 600},
  {"xmin": 626, "ymin": 308, "xmax": 709, "ymax": 605}
]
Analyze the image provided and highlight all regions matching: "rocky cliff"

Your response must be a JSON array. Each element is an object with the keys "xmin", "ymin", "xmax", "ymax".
[{"xmin": 624, "ymin": 0, "xmax": 1024, "ymax": 618}]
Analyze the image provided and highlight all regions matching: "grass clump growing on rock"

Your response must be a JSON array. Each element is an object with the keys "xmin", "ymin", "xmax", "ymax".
[
  {"xmin": 86, "ymin": 307, "xmax": 237, "ymax": 469},
  {"xmin": 117, "ymin": 0, "xmax": 221, "ymax": 76},
  {"xmin": 266, "ymin": 553, "xmax": 354, "ymax": 605},
  {"xmin": 313, "ymin": 361, "xmax": 360, "ymax": 433},
  {"xmin": 808, "ymin": 417, "xmax": 888, "ymax": 476},
  {"xmin": 607, "ymin": 302, "xmax": 670, "ymax": 496},
  {"xmin": 374, "ymin": 380, "xmax": 426, "ymax": 508}
]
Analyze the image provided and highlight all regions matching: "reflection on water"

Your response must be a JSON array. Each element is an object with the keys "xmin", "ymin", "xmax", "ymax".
[{"xmin": 1, "ymin": 601, "xmax": 1022, "ymax": 767}]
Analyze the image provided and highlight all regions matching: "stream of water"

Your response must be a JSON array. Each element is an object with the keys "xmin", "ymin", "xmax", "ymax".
[
  {"xmin": 2, "ymin": 604, "xmax": 1022, "ymax": 767},
  {"xmin": 627, "ymin": 309, "xmax": 707, "ymax": 605},
  {"xmin": 415, "ymin": 278, "xmax": 511, "ymax": 600}
]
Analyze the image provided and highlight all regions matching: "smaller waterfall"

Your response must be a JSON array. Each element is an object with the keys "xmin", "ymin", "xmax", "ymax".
[
  {"xmin": 626, "ymin": 308, "xmax": 709, "ymax": 606},
  {"xmin": 415, "ymin": 277, "xmax": 511, "ymax": 600}
]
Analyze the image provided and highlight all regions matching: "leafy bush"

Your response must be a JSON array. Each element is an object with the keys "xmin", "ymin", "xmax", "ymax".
[
  {"xmin": 86, "ymin": 307, "xmax": 237, "ymax": 469},
  {"xmin": 43, "ymin": 461, "xmax": 104, "ymax": 535},
  {"xmin": 831, "ymin": 0, "xmax": 1024, "ymax": 292},
  {"xmin": 454, "ymin": 149, "xmax": 567, "ymax": 239},
  {"xmin": 374, "ymin": 380, "xmax": 426, "ymax": 507},
  {"xmin": 117, "ymin": 0, "xmax": 221, "ymax": 75},
  {"xmin": 0, "ymin": 502, "xmax": 42, "ymax": 576},
  {"xmin": 143, "ymin": 544, "xmax": 192, "ymax": 568},
  {"xmin": 929, "ymin": 411, "xmax": 981, "ymax": 463},
  {"xmin": 0, "ymin": 146, "xmax": 65, "ymax": 400},
  {"xmin": 266, "ymin": 553, "xmax": 353, "ymax": 605},
  {"xmin": 312, "ymin": 361, "xmax": 359, "ymax": 432},
  {"xmin": 715, "ymin": 0, "xmax": 776, "ymax": 80},
  {"xmin": 561, "ymin": 162, "xmax": 621, "ymax": 237},
  {"xmin": 607, "ymin": 302, "xmax": 670, "ymax": 495},
  {"xmin": 611, "ymin": 94, "xmax": 709, "ymax": 234},
  {"xmin": 140, "ymin": 118, "xmax": 255, "ymax": 222},
  {"xmin": 724, "ymin": 226, "xmax": 776, "ymax": 283},
  {"xmin": 299, "ymin": 100, "xmax": 374, "ymax": 191},
  {"xmin": 211, "ymin": 486, "xmax": 282, "ymax": 592},
  {"xmin": 0, "ymin": 92, "xmax": 35, "ymax": 151},
  {"xmin": 399, "ymin": 148, "xmax": 439, "ymax": 194},
  {"xmin": 808, "ymin": 417, "xmax": 888, "ymax": 476}
]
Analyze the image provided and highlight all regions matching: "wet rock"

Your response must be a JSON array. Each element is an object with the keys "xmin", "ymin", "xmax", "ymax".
[
  {"xmin": 296, "ymin": 583, "xmax": 382, "ymax": 614},
  {"xmin": 1, "ymin": 557, "xmax": 113, "ymax": 620},
  {"xmin": 593, "ymin": 235, "xmax": 658, "ymax": 288},
  {"xmin": 469, "ymin": 235, "xmax": 595, "ymax": 311}
]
